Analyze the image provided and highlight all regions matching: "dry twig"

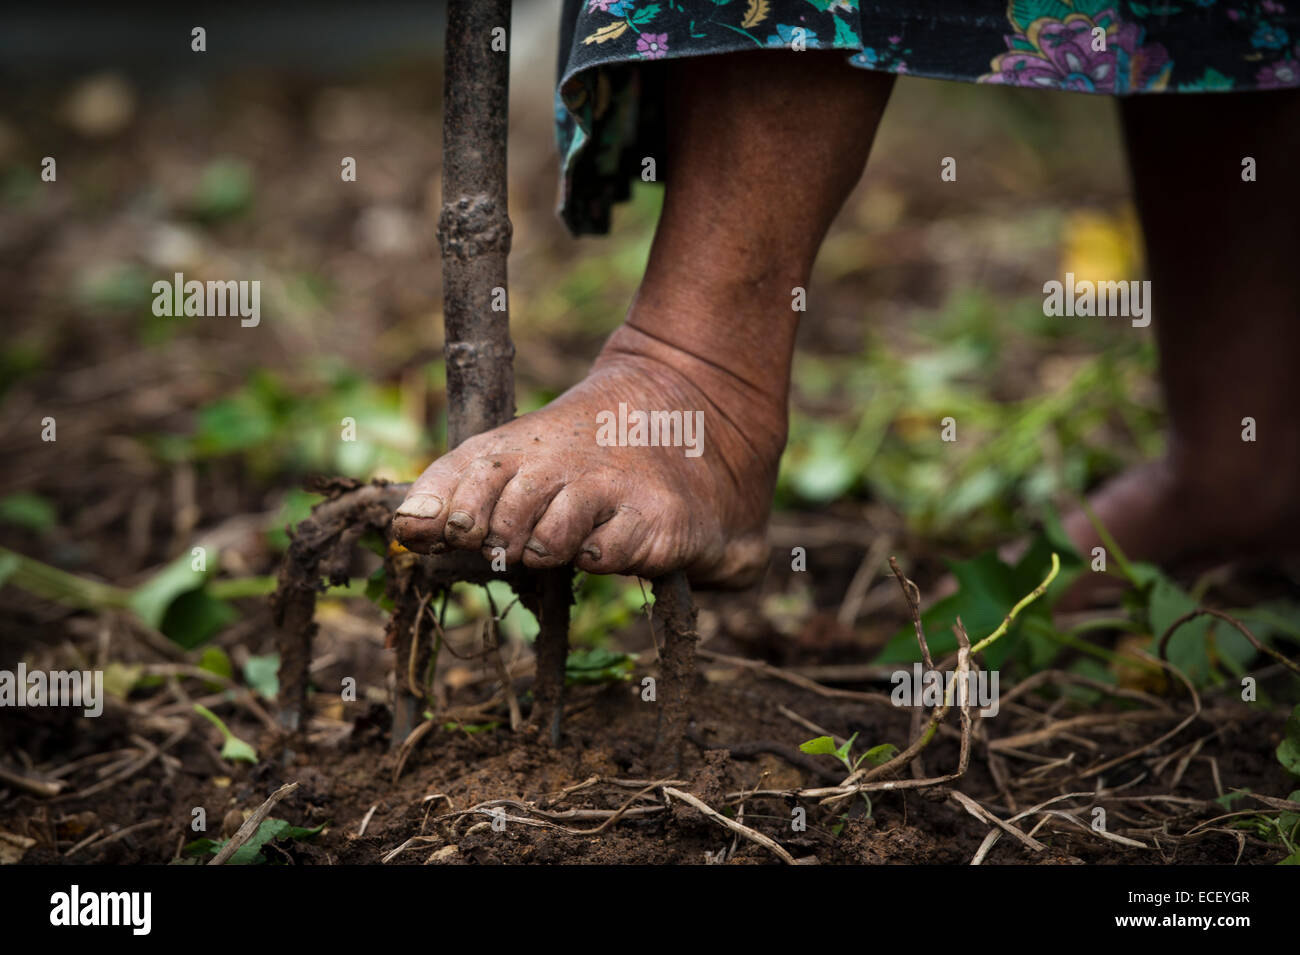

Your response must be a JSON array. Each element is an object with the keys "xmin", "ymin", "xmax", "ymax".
[{"xmin": 209, "ymin": 781, "xmax": 299, "ymax": 865}]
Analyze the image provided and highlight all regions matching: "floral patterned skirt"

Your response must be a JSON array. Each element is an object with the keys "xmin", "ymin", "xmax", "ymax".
[{"xmin": 555, "ymin": 0, "xmax": 1300, "ymax": 233}]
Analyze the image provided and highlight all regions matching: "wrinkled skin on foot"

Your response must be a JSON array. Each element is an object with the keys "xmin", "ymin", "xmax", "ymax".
[{"xmin": 393, "ymin": 326, "xmax": 785, "ymax": 587}]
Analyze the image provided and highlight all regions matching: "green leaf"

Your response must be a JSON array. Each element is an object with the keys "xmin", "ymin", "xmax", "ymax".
[
  {"xmin": 0, "ymin": 493, "xmax": 58, "ymax": 533},
  {"xmin": 565, "ymin": 647, "xmax": 635, "ymax": 685},
  {"xmin": 1147, "ymin": 575, "xmax": 1210, "ymax": 684},
  {"xmin": 1211, "ymin": 616, "xmax": 1260, "ymax": 675},
  {"xmin": 183, "ymin": 819, "xmax": 324, "ymax": 865},
  {"xmin": 76, "ymin": 264, "xmax": 155, "ymax": 313},
  {"xmin": 878, "ymin": 549, "xmax": 1017, "ymax": 664},
  {"xmin": 358, "ymin": 529, "xmax": 388, "ymax": 558},
  {"xmin": 102, "ymin": 662, "xmax": 144, "ymax": 699},
  {"xmin": 833, "ymin": 731, "xmax": 859, "ymax": 765},
  {"xmin": 1232, "ymin": 603, "xmax": 1300, "ymax": 642},
  {"xmin": 198, "ymin": 646, "xmax": 233, "ymax": 683},
  {"xmin": 226, "ymin": 819, "xmax": 291, "ymax": 865},
  {"xmin": 936, "ymin": 470, "xmax": 1002, "ymax": 523},
  {"xmin": 193, "ymin": 703, "xmax": 258, "ymax": 764},
  {"xmin": 266, "ymin": 489, "xmax": 324, "ymax": 552},
  {"xmin": 1278, "ymin": 705, "xmax": 1300, "ymax": 777},
  {"xmin": 221, "ymin": 735, "xmax": 257, "ymax": 764},
  {"xmin": 484, "ymin": 580, "xmax": 536, "ymax": 643},
  {"xmin": 786, "ymin": 424, "xmax": 861, "ymax": 502},
  {"xmin": 1215, "ymin": 789, "xmax": 1251, "ymax": 810},
  {"xmin": 862, "ymin": 743, "xmax": 899, "ymax": 767},
  {"xmin": 193, "ymin": 393, "xmax": 278, "ymax": 457},
  {"xmin": 443, "ymin": 721, "xmax": 500, "ymax": 736},
  {"xmin": 1126, "ymin": 561, "xmax": 1165, "ymax": 589},
  {"xmin": 127, "ymin": 549, "xmax": 235, "ymax": 648},
  {"xmin": 281, "ymin": 822, "xmax": 326, "ymax": 841},
  {"xmin": 877, "ymin": 534, "xmax": 1070, "ymax": 673},
  {"xmin": 0, "ymin": 551, "xmax": 18, "ymax": 588},
  {"xmin": 192, "ymin": 158, "xmax": 254, "ymax": 221},
  {"xmin": 363, "ymin": 566, "xmax": 394, "ymax": 613},
  {"xmin": 799, "ymin": 736, "xmax": 838, "ymax": 756},
  {"xmin": 160, "ymin": 589, "xmax": 238, "ymax": 649},
  {"xmin": 1279, "ymin": 790, "xmax": 1300, "ymax": 838},
  {"xmin": 244, "ymin": 654, "xmax": 280, "ymax": 701},
  {"xmin": 128, "ymin": 554, "xmax": 212, "ymax": 630},
  {"xmin": 181, "ymin": 837, "xmax": 223, "ymax": 858}
]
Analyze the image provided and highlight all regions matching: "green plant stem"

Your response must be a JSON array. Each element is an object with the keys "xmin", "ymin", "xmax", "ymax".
[
  {"xmin": 970, "ymin": 552, "xmax": 1060, "ymax": 656},
  {"xmin": 1080, "ymin": 500, "xmax": 1138, "ymax": 586},
  {"xmin": 912, "ymin": 553, "xmax": 1061, "ymax": 751},
  {"xmin": 0, "ymin": 546, "xmax": 130, "ymax": 611},
  {"xmin": 208, "ymin": 576, "xmax": 367, "ymax": 600},
  {"xmin": 1024, "ymin": 616, "xmax": 1161, "ymax": 673},
  {"xmin": 2, "ymin": 546, "xmax": 370, "ymax": 618}
]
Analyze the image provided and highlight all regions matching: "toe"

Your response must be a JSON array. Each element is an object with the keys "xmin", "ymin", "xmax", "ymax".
[
  {"xmin": 574, "ymin": 504, "xmax": 673, "ymax": 577},
  {"xmin": 482, "ymin": 467, "xmax": 568, "ymax": 565},
  {"xmin": 521, "ymin": 482, "xmax": 613, "ymax": 569},
  {"xmin": 393, "ymin": 452, "xmax": 469, "ymax": 550},
  {"xmin": 442, "ymin": 454, "xmax": 519, "ymax": 549}
]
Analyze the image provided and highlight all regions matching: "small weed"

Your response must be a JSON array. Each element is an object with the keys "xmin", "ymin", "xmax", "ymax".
[
  {"xmin": 800, "ymin": 733, "xmax": 898, "ymax": 820},
  {"xmin": 181, "ymin": 819, "xmax": 324, "ymax": 865},
  {"xmin": 193, "ymin": 704, "xmax": 257, "ymax": 764}
]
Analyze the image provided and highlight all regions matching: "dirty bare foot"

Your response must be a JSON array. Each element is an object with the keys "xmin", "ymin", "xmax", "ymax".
[
  {"xmin": 394, "ymin": 51, "xmax": 893, "ymax": 585},
  {"xmin": 392, "ymin": 323, "xmax": 785, "ymax": 585}
]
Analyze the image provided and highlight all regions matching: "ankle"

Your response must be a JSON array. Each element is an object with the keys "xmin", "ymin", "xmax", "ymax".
[
  {"xmin": 620, "ymin": 280, "xmax": 798, "ymax": 394},
  {"xmin": 595, "ymin": 324, "xmax": 789, "ymax": 464}
]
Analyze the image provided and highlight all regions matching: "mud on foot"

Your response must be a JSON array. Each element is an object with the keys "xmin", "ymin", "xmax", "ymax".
[{"xmin": 392, "ymin": 325, "xmax": 786, "ymax": 588}]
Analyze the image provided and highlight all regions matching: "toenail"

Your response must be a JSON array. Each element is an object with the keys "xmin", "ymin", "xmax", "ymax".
[
  {"xmin": 525, "ymin": 538, "xmax": 550, "ymax": 558},
  {"xmin": 447, "ymin": 510, "xmax": 474, "ymax": 532},
  {"xmin": 484, "ymin": 534, "xmax": 507, "ymax": 549},
  {"xmin": 581, "ymin": 544, "xmax": 601, "ymax": 561},
  {"xmin": 395, "ymin": 493, "xmax": 444, "ymax": 520}
]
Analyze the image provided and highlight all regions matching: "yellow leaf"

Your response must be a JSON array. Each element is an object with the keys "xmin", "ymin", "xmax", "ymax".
[
  {"xmin": 741, "ymin": 0, "xmax": 770, "ymax": 28},
  {"xmin": 1112, "ymin": 633, "xmax": 1168, "ymax": 695},
  {"xmin": 583, "ymin": 20, "xmax": 630, "ymax": 45},
  {"xmin": 1060, "ymin": 207, "xmax": 1141, "ymax": 286}
]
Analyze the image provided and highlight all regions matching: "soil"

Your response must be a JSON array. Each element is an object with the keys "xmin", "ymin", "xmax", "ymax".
[{"xmin": 4, "ymin": 581, "xmax": 1295, "ymax": 866}]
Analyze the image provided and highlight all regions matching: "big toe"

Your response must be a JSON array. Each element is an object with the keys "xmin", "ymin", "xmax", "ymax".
[{"xmin": 393, "ymin": 451, "xmax": 470, "ymax": 550}]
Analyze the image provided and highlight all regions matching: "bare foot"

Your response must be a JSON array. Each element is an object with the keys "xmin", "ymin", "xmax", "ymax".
[
  {"xmin": 392, "ymin": 324, "xmax": 785, "ymax": 586},
  {"xmin": 1061, "ymin": 451, "xmax": 1300, "ymax": 607},
  {"xmin": 393, "ymin": 50, "xmax": 891, "ymax": 587}
]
